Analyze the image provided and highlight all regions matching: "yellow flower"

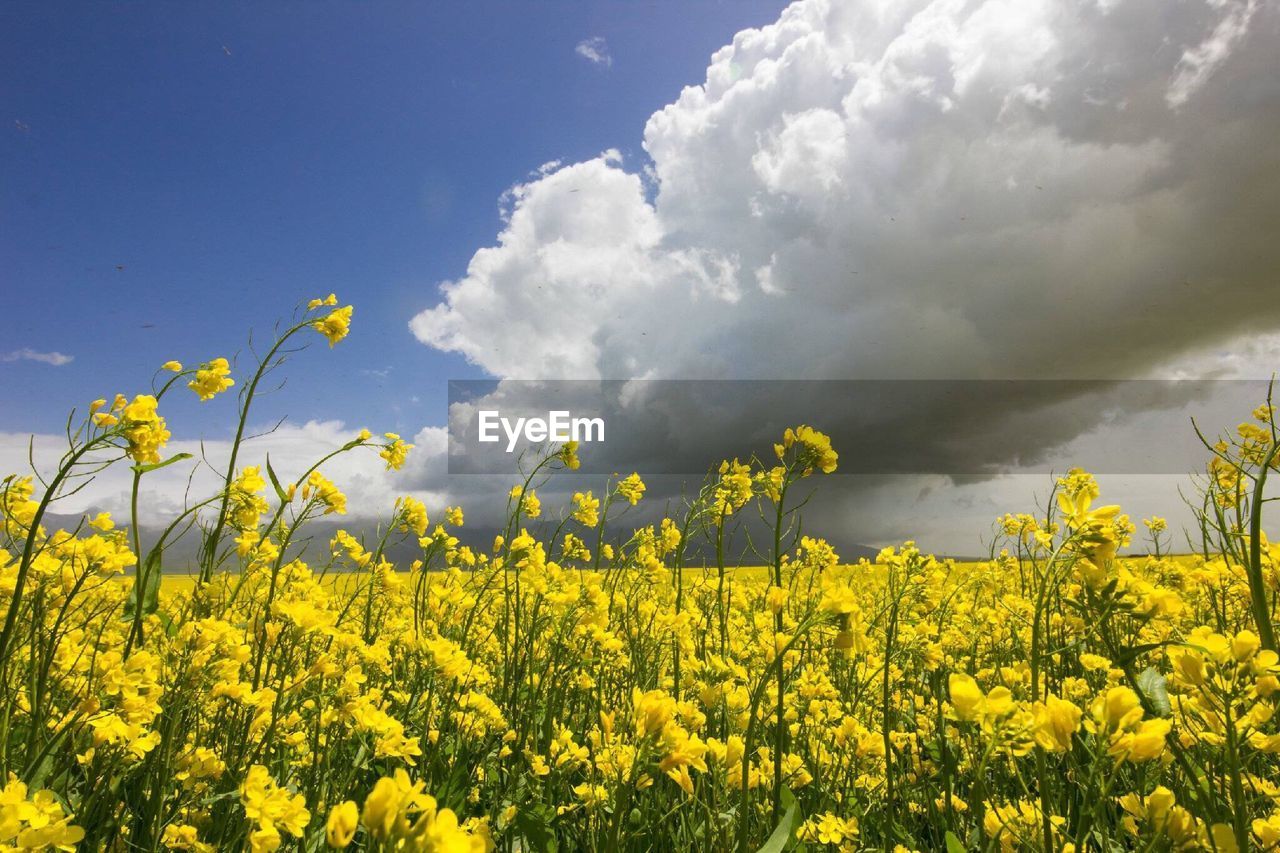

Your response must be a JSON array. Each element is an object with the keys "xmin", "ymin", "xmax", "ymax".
[
  {"xmin": 617, "ymin": 473, "xmax": 646, "ymax": 505},
  {"xmin": 573, "ymin": 783, "xmax": 610, "ymax": 810},
  {"xmin": 948, "ymin": 673, "xmax": 1013, "ymax": 723},
  {"xmin": 633, "ymin": 688, "xmax": 676, "ymax": 738},
  {"xmin": 188, "ymin": 357, "xmax": 235, "ymax": 401},
  {"xmin": 226, "ymin": 466, "xmax": 270, "ymax": 533},
  {"xmin": 783, "ymin": 425, "xmax": 839, "ymax": 474},
  {"xmin": 1121, "ymin": 783, "xmax": 1198, "ymax": 845},
  {"xmin": 313, "ymin": 305, "xmax": 354, "ymax": 347},
  {"xmin": 713, "ymin": 459, "xmax": 753, "ymax": 516},
  {"xmin": 1232, "ymin": 630, "xmax": 1260, "ymax": 662},
  {"xmin": 1171, "ymin": 647, "xmax": 1207, "ymax": 686},
  {"xmin": 1033, "ymin": 695, "xmax": 1082, "ymax": 753},
  {"xmin": 396, "ymin": 496, "xmax": 429, "ymax": 537},
  {"xmin": 161, "ymin": 823, "xmax": 213, "ymax": 851},
  {"xmin": 359, "ymin": 783, "xmax": 392, "ymax": 841},
  {"xmin": 572, "ymin": 491, "xmax": 599, "ymax": 527},
  {"xmin": 1079, "ymin": 653, "xmax": 1111, "ymax": 671},
  {"xmin": 1255, "ymin": 813, "xmax": 1280, "ymax": 848},
  {"xmin": 359, "ymin": 770, "xmax": 483, "ymax": 850},
  {"xmin": 1209, "ymin": 824, "xmax": 1239, "ymax": 853},
  {"xmin": 304, "ymin": 471, "xmax": 347, "ymax": 515},
  {"xmin": 0, "ymin": 776, "xmax": 85, "ymax": 851},
  {"xmin": 765, "ymin": 585, "xmax": 788, "ymax": 614},
  {"xmin": 379, "ymin": 433, "xmax": 413, "ymax": 470},
  {"xmin": 799, "ymin": 813, "xmax": 859, "ymax": 846},
  {"xmin": 120, "ymin": 394, "xmax": 170, "ymax": 464},
  {"xmin": 1096, "ymin": 687, "xmax": 1143, "ymax": 732},
  {"xmin": 984, "ymin": 800, "xmax": 1065, "ymax": 852},
  {"xmin": 239, "ymin": 765, "xmax": 311, "ymax": 851},
  {"xmin": 1110, "ymin": 718, "xmax": 1170, "ymax": 763},
  {"xmin": 325, "ymin": 801, "xmax": 358, "ymax": 849},
  {"xmin": 558, "ymin": 440, "xmax": 580, "ymax": 470},
  {"xmin": 948, "ymin": 674, "xmax": 984, "ymax": 721}
]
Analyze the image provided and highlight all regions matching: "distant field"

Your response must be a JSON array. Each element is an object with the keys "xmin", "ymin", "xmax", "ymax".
[{"xmin": 153, "ymin": 554, "xmax": 1199, "ymax": 592}]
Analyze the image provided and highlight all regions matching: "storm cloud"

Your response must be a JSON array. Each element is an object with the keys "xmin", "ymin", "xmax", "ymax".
[{"xmin": 405, "ymin": 0, "xmax": 1280, "ymax": 551}]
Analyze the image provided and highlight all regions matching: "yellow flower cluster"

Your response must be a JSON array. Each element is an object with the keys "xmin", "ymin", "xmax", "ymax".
[
  {"xmin": 1, "ymin": 300, "xmax": 1277, "ymax": 851},
  {"xmin": 188, "ymin": 357, "xmax": 235, "ymax": 401},
  {"xmin": 240, "ymin": 765, "xmax": 310, "ymax": 852},
  {"xmin": 337, "ymin": 769, "xmax": 489, "ymax": 851},
  {"xmin": 120, "ymin": 394, "xmax": 170, "ymax": 465},
  {"xmin": 0, "ymin": 776, "xmax": 85, "ymax": 851},
  {"xmin": 313, "ymin": 305, "xmax": 353, "ymax": 348}
]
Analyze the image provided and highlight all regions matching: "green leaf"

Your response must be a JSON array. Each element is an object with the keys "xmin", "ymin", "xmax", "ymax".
[
  {"xmin": 142, "ymin": 547, "xmax": 164, "ymax": 614},
  {"xmin": 131, "ymin": 452, "xmax": 192, "ymax": 474},
  {"xmin": 756, "ymin": 787, "xmax": 799, "ymax": 853},
  {"xmin": 945, "ymin": 831, "xmax": 968, "ymax": 853},
  {"xmin": 1136, "ymin": 667, "xmax": 1172, "ymax": 717},
  {"xmin": 265, "ymin": 454, "xmax": 289, "ymax": 504},
  {"xmin": 124, "ymin": 547, "xmax": 164, "ymax": 620},
  {"xmin": 157, "ymin": 610, "xmax": 177, "ymax": 637},
  {"xmin": 514, "ymin": 804, "xmax": 557, "ymax": 853}
]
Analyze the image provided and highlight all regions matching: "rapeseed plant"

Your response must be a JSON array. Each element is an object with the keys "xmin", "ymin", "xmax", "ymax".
[{"xmin": 0, "ymin": 299, "xmax": 1277, "ymax": 850}]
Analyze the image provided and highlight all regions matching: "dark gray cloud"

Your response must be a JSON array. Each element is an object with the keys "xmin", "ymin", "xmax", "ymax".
[{"xmin": 445, "ymin": 379, "xmax": 1275, "ymax": 478}]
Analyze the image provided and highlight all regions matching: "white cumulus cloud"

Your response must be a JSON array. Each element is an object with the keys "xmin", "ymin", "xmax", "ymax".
[
  {"xmin": 413, "ymin": 0, "xmax": 1280, "ymax": 386},
  {"xmin": 3, "ymin": 348, "xmax": 73, "ymax": 367}
]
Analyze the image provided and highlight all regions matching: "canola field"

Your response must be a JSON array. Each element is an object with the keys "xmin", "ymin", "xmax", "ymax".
[{"xmin": 2, "ymin": 297, "xmax": 1280, "ymax": 852}]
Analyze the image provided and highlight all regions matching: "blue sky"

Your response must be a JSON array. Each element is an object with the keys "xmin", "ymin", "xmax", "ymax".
[{"xmin": 1, "ymin": 0, "xmax": 787, "ymax": 438}]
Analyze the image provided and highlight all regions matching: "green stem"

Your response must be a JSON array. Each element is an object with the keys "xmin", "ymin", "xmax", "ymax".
[
  {"xmin": 1246, "ymin": 442, "xmax": 1278, "ymax": 651},
  {"xmin": 0, "ymin": 436, "xmax": 110, "ymax": 669}
]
